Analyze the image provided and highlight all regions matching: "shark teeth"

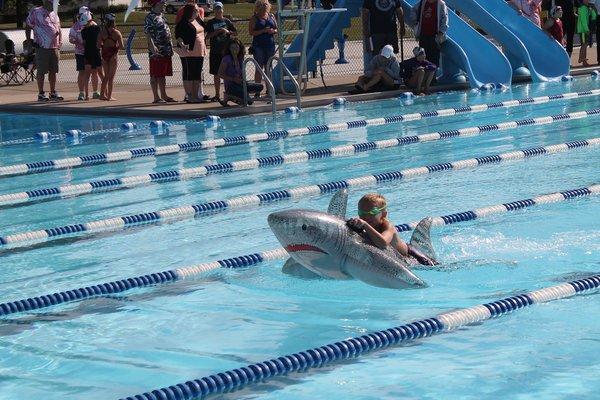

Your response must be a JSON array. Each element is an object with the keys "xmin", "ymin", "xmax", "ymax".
[{"xmin": 285, "ymin": 244, "xmax": 328, "ymax": 254}]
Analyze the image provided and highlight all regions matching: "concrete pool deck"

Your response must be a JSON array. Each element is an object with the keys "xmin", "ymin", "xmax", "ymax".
[{"xmin": 0, "ymin": 53, "xmax": 598, "ymax": 119}]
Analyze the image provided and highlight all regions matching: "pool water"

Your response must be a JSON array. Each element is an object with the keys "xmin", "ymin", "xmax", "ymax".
[{"xmin": 0, "ymin": 77, "xmax": 598, "ymax": 399}]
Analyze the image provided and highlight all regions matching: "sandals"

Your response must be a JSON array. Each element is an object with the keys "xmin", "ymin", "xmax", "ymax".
[
  {"xmin": 152, "ymin": 99, "xmax": 166, "ymax": 104},
  {"xmin": 210, "ymin": 96, "xmax": 220, "ymax": 102},
  {"xmin": 163, "ymin": 97, "xmax": 177, "ymax": 103},
  {"xmin": 219, "ymin": 99, "xmax": 230, "ymax": 107}
]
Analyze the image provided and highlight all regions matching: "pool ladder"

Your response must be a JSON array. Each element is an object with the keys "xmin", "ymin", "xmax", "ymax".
[{"xmin": 242, "ymin": 57, "xmax": 301, "ymax": 114}]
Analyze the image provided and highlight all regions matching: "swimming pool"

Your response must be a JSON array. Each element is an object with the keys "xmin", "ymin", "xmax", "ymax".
[{"xmin": 0, "ymin": 77, "xmax": 598, "ymax": 399}]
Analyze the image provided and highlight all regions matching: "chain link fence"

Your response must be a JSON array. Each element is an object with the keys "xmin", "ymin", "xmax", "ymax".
[{"xmin": 2, "ymin": 14, "xmax": 418, "ymax": 87}]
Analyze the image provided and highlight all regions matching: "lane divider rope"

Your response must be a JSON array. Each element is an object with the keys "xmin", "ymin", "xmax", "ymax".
[
  {"xmin": 2, "ymin": 104, "xmax": 596, "ymax": 206},
  {"xmin": 117, "ymin": 273, "xmax": 600, "ymax": 400},
  {"xmin": 1, "ymin": 90, "xmax": 599, "ymax": 177},
  {"xmin": 0, "ymin": 140, "xmax": 597, "ymax": 247},
  {"xmin": 0, "ymin": 184, "xmax": 596, "ymax": 317},
  {"xmin": 2, "ymin": 88, "xmax": 595, "ymax": 147}
]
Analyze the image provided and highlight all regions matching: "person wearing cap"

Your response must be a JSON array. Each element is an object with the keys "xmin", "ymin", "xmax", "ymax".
[
  {"xmin": 554, "ymin": 0, "xmax": 577, "ymax": 57},
  {"xmin": 144, "ymin": 0, "xmax": 177, "ymax": 103},
  {"xmin": 70, "ymin": 7, "xmax": 102, "ymax": 100},
  {"xmin": 206, "ymin": 1, "xmax": 237, "ymax": 101},
  {"xmin": 409, "ymin": 0, "xmax": 448, "ymax": 71},
  {"xmin": 351, "ymin": 44, "xmax": 400, "ymax": 94},
  {"xmin": 399, "ymin": 46, "xmax": 436, "ymax": 95},
  {"xmin": 361, "ymin": 0, "xmax": 405, "ymax": 64},
  {"xmin": 80, "ymin": 11, "xmax": 103, "ymax": 100},
  {"xmin": 25, "ymin": 0, "xmax": 63, "ymax": 101},
  {"xmin": 98, "ymin": 13, "xmax": 123, "ymax": 101},
  {"xmin": 544, "ymin": 6, "xmax": 566, "ymax": 46}
]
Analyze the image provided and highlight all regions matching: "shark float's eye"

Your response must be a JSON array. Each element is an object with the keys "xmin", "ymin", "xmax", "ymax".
[{"xmin": 301, "ymin": 224, "xmax": 308, "ymax": 231}]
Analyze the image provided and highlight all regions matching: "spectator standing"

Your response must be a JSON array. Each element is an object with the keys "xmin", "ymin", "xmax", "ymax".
[
  {"xmin": 591, "ymin": 0, "xmax": 600, "ymax": 64},
  {"xmin": 206, "ymin": 1, "xmax": 237, "ymax": 101},
  {"xmin": 555, "ymin": 0, "xmax": 577, "ymax": 57},
  {"xmin": 361, "ymin": 0, "xmax": 405, "ymax": 62},
  {"xmin": 351, "ymin": 44, "xmax": 400, "ymax": 93},
  {"xmin": 144, "ymin": 0, "xmax": 176, "ymax": 103},
  {"xmin": 576, "ymin": 0, "xmax": 596, "ymax": 66},
  {"xmin": 98, "ymin": 13, "xmax": 123, "ymax": 101},
  {"xmin": 249, "ymin": 0, "xmax": 277, "ymax": 96},
  {"xmin": 70, "ymin": 7, "xmax": 102, "ymax": 100},
  {"xmin": 544, "ymin": 6, "xmax": 566, "ymax": 45},
  {"xmin": 510, "ymin": 0, "xmax": 542, "ymax": 27},
  {"xmin": 410, "ymin": 0, "xmax": 448, "ymax": 70},
  {"xmin": 80, "ymin": 11, "xmax": 102, "ymax": 101},
  {"xmin": 25, "ymin": 0, "xmax": 63, "ymax": 101},
  {"xmin": 400, "ymin": 46, "xmax": 436, "ymax": 95},
  {"xmin": 175, "ymin": 4, "xmax": 207, "ymax": 103},
  {"xmin": 175, "ymin": 0, "xmax": 205, "ymax": 24},
  {"xmin": 218, "ymin": 38, "xmax": 263, "ymax": 107}
]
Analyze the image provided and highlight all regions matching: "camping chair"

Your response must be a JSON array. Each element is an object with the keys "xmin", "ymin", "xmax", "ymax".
[{"xmin": 0, "ymin": 39, "xmax": 36, "ymax": 86}]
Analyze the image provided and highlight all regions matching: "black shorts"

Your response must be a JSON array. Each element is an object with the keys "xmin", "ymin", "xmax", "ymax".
[
  {"xmin": 181, "ymin": 56, "xmax": 204, "ymax": 81},
  {"xmin": 225, "ymin": 81, "xmax": 263, "ymax": 100},
  {"xmin": 75, "ymin": 54, "xmax": 85, "ymax": 71},
  {"xmin": 371, "ymin": 32, "xmax": 399, "ymax": 55},
  {"xmin": 84, "ymin": 50, "xmax": 102, "ymax": 68},
  {"xmin": 209, "ymin": 51, "xmax": 223, "ymax": 75}
]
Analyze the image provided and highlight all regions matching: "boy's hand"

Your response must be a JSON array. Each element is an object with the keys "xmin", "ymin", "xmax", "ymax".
[{"xmin": 347, "ymin": 217, "xmax": 366, "ymax": 230}]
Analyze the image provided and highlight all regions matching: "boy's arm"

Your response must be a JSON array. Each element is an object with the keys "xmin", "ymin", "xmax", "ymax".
[{"xmin": 348, "ymin": 218, "xmax": 394, "ymax": 249}]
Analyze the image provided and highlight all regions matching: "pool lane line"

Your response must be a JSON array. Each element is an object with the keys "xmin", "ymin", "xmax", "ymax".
[
  {"xmin": 118, "ymin": 273, "xmax": 600, "ymax": 400},
  {"xmin": 1, "ymin": 90, "xmax": 599, "ymax": 177},
  {"xmin": 1, "ymin": 104, "xmax": 598, "ymax": 208},
  {"xmin": 0, "ymin": 184, "xmax": 596, "ymax": 318},
  {"xmin": 0, "ymin": 140, "xmax": 597, "ymax": 248},
  {"xmin": 2, "ymin": 88, "xmax": 597, "ymax": 148}
]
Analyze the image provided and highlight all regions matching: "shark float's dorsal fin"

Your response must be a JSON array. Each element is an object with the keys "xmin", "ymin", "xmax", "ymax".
[
  {"xmin": 409, "ymin": 217, "xmax": 438, "ymax": 264},
  {"xmin": 327, "ymin": 189, "xmax": 348, "ymax": 219}
]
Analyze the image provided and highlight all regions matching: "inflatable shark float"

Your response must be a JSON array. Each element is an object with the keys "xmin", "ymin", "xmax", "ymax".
[{"xmin": 267, "ymin": 189, "xmax": 438, "ymax": 289}]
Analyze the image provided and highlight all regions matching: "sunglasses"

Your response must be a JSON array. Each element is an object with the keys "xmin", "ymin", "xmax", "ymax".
[{"xmin": 358, "ymin": 206, "xmax": 386, "ymax": 217}]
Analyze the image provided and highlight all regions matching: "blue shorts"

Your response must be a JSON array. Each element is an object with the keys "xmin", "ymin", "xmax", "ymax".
[{"xmin": 252, "ymin": 44, "xmax": 275, "ymax": 68}]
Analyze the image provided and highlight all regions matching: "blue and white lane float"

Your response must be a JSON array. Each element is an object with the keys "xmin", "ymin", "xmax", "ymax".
[
  {"xmin": 0, "ymin": 139, "xmax": 597, "ymax": 247},
  {"xmin": 2, "ymin": 90, "xmax": 600, "ymax": 176},
  {"xmin": 118, "ymin": 274, "xmax": 600, "ymax": 400},
  {"xmin": 0, "ymin": 185, "xmax": 596, "ymax": 318},
  {"xmin": 1, "ymin": 88, "xmax": 596, "ymax": 148},
  {"xmin": 1, "ymin": 109, "xmax": 596, "ymax": 205}
]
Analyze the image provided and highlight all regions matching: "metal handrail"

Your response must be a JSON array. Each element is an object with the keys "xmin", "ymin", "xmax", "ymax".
[
  {"xmin": 267, "ymin": 56, "xmax": 301, "ymax": 109},
  {"xmin": 242, "ymin": 58, "xmax": 276, "ymax": 114}
]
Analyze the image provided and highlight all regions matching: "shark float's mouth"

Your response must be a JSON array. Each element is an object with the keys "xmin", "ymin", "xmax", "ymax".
[{"xmin": 285, "ymin": 244, "xmax": 328, "ymax": 254}]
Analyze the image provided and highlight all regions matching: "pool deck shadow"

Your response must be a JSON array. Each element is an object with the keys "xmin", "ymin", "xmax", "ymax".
[{"xmin": 0, "ymin": 61, "xmax": 596, "ymax": 119}]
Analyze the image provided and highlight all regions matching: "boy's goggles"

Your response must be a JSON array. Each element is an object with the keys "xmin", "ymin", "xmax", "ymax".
[{"xmin": 358, "ymin": 206, "xmax": 386, "ymax": 217}]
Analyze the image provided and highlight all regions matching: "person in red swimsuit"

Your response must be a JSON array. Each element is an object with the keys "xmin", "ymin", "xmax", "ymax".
[
  {"xmin": 98, "ymin": 13, "xmax": 123, "ymax": 101},
  {"xmin": 544, "ymin": 6, "xmax": 566, "ymax": 45}
]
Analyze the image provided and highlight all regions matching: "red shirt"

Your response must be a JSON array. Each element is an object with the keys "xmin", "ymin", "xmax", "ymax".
[
  {"xmin": 548, "ymin": 18, "xmax": 564, "ymax": 44},
  {"xmin": 420, "ymin": 0, "xmax": 438, "ymax": 36}
]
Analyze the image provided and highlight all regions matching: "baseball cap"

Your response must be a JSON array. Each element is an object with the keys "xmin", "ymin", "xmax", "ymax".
[
  {"xmin": 380, "ymin": 44, "xmax": 394, "ymax": 58},
  {"xmin": 550, "ymin": 5, "xmax": 562, "ymax": 17},
  {"xmin": 104, "ymin": 13, "xmax": 116, "ymax": 21},
  {"xmin": 78, "ymin": 6, "xmax": 89, "ymax": 14},
  {"xmin": 413, "ymin": 46, "xmax": 425, "ymax": 57},
  {"xmin": 214, "ymin": 1, "xmax": 224, "ymax": 8}
]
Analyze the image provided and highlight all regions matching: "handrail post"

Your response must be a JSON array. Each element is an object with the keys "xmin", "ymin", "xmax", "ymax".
[
  {"xmin": 243, "ymin": 58, "xmax": 276, "ymax": 114},
  {"xmin": 268, "ymin": 56, "xmax": 301, "ymax": 109}
]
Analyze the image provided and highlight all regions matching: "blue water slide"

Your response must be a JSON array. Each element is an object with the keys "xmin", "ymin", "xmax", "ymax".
[
  {"xmin": 272, "ymin": 0, "xmax": 362, "ymax": 89},
  {"xmin": 445, "ymin": 0, "xmax": 570, "ymax": 81},
  {"xmin": 401, "ymin": 0, "xmax": 512, "ymax": 88}
]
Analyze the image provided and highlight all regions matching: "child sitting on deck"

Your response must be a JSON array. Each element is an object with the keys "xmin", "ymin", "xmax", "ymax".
[
  {"xmin": 217, "ymin": 38, "xmax": 263, "ymax": 107},
  {"xmin": 400, "ymin": 46, "xmax": 437, "ymax": 96}
]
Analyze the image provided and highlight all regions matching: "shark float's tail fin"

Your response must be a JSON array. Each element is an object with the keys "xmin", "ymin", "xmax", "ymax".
[{"xmin": 409, "ymin": 217, "xmax": 438, "ymax": 265}]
